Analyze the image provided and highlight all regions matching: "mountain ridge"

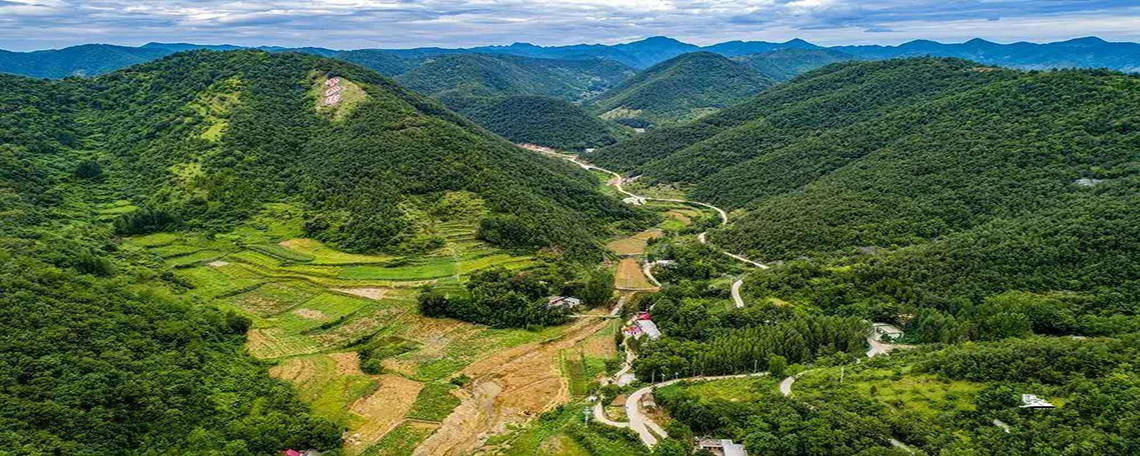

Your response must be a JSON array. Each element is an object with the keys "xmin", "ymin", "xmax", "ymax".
[{"xmin": 5, "ymin": 35, "xmax": 1138, "ymax": 78}]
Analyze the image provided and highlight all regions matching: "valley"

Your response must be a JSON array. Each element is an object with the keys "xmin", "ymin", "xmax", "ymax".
[{"xmin": 3, "ymin": 22, "xmax": 1140, "ymax": 456}]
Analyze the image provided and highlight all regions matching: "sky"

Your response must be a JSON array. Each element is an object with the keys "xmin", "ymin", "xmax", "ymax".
[{"xmin": 2, "ymin": 0, "xmax": 1140, "ymax": 51}]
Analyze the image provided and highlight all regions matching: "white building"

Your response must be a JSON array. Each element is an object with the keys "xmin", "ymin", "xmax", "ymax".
[
  {"xmin": 696, "ymin": 438, "xmax": 748, "ymax": 456},
  {"xmin": 1020, "ymin": 394, "xmax": 1055, "ymax": 409},
  {"xmin": 635, "ymin": 319, "xmax": 661, "ymax": 340},
  {"xmin": 547, "ymin": 296, "xmax": 582, "ymax": 309}
]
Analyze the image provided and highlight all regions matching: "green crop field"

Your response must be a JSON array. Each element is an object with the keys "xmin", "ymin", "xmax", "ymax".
[
  {"xmin": 794, "ymin": 366, "xmax": 986, "ymax": 417},
  {"xmin": 405, "ymin": 382, "xmax": 462, "ymax": 421},
  {"xmin": 361, "ymin": 421, "xmax": 439, "ymax": 456},
  {"xmin": 120, "ymin": 202, "xmax": 570, "ymax": 454},
  {"xmin": 657, "ymin": 375, "xmax": 781, "ymax": 404}
]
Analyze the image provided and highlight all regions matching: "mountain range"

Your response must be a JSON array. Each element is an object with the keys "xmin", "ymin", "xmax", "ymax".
[{"xmin": 3, "ymin": 36, "xmax": 1138, "ymax": 79}]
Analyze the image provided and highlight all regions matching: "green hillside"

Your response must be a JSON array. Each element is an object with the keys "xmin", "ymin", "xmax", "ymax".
[
  {"xmin": 0, "ymin": 50, "xmax": 645, "ymax": 454},
  {"xmin": 388, "ymin": 53, "xmax": 633, "ymax": 149},
  {"xmin": 589, "ymin": 51, "xmax": 775, "ymax": 127},
  {"xmin": 447, "ymin": 95, "xmax": 627, "ymax": 150},
  {"xmin": 594, "ymin": 57, "xmax": 1140, "ymax": 336},
  {"xmin": 394, "ymin": 53, "xmax": 634, "ymax": 101},
  {"xmin": 732, "ymin": 48, "xmax": 852, "ymax": 81}
]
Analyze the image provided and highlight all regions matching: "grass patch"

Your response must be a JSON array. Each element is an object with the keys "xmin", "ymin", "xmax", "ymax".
[
  {"xmin": 658, "ymin": 376, "xmax": 780, "ymax": 404},
  {"xmin": 248, "ymin": 243, "xmax": 315, "ymax": 262},
  {"xmin": 360, "ymin": 421, "xmax": 438, "ymax": 456},
  {"xmin": 495, "ymin": 404, "xmax": 647, "ymax": 456},
  {"xmin": 405, "ymin": 382, "xmax": 461, "ymax": 422}
]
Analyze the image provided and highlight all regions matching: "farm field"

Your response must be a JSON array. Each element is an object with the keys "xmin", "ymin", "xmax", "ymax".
[
  {"xmin": 615, "ymin": 258, "xmax": 654, "ymax": 290},
  {"xmin": 121, "ymin": 203, "xmax": 585, "ymax": 455},
  {"xmin": 792, "ymin": 366, "xmax": 990, "ymax": 417},
  {"xmin": 606, "ymin": 229, "xmax": 662, "ymax": 256}
]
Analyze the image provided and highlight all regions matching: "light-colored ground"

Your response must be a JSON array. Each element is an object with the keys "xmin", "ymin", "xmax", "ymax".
[
  {"xmin": 606, "ymin": 229, "xmax": 663, "ymax": 256},
  {"xmin": 413, "ymin": 316, "xmax": 610, "ymax": 456},
  {"xmin": 294, "ymin": 308, "xmax": 330, "ymax": 320},
  {"xmin": 616, "ymin": 258, "xmax": 656, "ymax": 290},
  {"xmin": 345, "ymin": 375, "xmax": 425, "ymax": 455},
  {"xmin": 332, "ymin": 287, "xmax": 390, "ymax": 300},
  {"xmin": 730, "ymin": 279, "xmax": 745, "ymax": 308}
]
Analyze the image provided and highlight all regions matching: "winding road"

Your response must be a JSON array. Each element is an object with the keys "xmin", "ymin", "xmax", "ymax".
[
  {"xmin": 523, "ymin": 146, "xmax": 923, "ymax": 452},
  {"xmin": 522, "ymin": 146, "xmax": 778, "ymax": 447}
]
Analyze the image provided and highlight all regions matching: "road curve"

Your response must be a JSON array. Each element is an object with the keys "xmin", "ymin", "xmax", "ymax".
[
  {"xmin": 730, "ymin": 278, "xmax": 745, "ymax": 308},
  {"xmin": 626, "ymin": 373, "xmax": 768, "ymax": 447}
]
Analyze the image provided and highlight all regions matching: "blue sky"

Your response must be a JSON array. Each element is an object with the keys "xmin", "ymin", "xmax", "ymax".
[{"xmin": 2, "ymin": 0, "xmax": 1139, "ymax": 51}]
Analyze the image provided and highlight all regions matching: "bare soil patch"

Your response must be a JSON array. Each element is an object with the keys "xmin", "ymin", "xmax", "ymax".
[
  {"xmin": 207, "ymin": 260, "xmax": 230, "ymax": 267},
  {"xmin": 414, "ymin": 317, "xmax": 609, "ymax": 455},
  {"xmin": 616, "ymin": 258, "xmax": 655, "ymax": 290},
  {"xmin": 329, "ymin": 351, "xmax": 365, "ymax": 376},
  {"xmin": 333, "ymin": 287, "xmax": 390, "ymax": 300},
  {"xmin": 294, "ymin": 308, "xmax": 329, "ymax": 320},
  {"xmin": 345, "ymin": 375, "xmax": 425, "ymax": 455}
]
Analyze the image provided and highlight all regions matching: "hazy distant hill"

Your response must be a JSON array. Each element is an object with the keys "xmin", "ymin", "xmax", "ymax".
[
  {"xmin": 393, "ymin": 53, "xmax": 634, "ymax": 101},
  {"xmin": 835, "ymin": 36, "xmax": 1140, "ymax": 73},
  {"xmin": 733, "ymin": 48, "xmax": 853, "ymax": 81},
  {"xmin": 590, "ymin": 52, "xmax": 775, "ymax": 127},
  {"xmin": 703, "ymin": 38, "xmax": 822, "ymax": 57},
  {"xmin": 5, "ymin": 36, "xmax": 1138, "ymax": 79},
  {"xmin": 384, "ymin": 53, "xmax": 633, "ymax": 149}
]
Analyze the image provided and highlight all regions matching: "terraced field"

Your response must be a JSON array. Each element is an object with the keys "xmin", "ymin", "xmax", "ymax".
[{"xmin": 121, "ymin": 204, "xmax": 557, "ymax": 455}]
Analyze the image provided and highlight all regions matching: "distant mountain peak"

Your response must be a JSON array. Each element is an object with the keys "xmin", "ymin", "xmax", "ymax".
[{"xmin": 1061, "ymin": 36, "xmax": 1109, "ymax": 46}]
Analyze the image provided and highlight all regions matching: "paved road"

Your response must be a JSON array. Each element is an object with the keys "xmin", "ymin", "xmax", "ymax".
[
  {"xmin": 866, "ymin": 323, "xmax": 916, "ymax": 357},
  {"xmin": 731, "ymin": 278, "xmax": 745, "ymax": 308},
  {"xmin": 528, "ymin": 146, "xmax": 776, "ymax": 446},
  {"xmin": 642, "ymin": 261, "xmax": 662, "ymax": 288},
  {"xmin": 779, "ymin": 374, "xmax": 798, "ymax": 397},
  {"xmin": 592, "ymin": 401, "xmax": 629, "ymax": 428},
  {"xmin": 626, "ymin": 373, "xmax": 768, "ymax": 446}
]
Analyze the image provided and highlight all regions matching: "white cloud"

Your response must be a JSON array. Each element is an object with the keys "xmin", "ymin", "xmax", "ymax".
[{"xmin": 0, "ymin": 0, "xmax": 1138, "ymax": 50}]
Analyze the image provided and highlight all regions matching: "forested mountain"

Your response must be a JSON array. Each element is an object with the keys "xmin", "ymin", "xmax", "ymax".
[
  {"xmin": 733, "ymin": 48, "xmax": 852, "ymax": 81},
  {"xmin": 0, "ymin": 49, "xmax": 644, "ymax": 454},
  {"xmin": 5, "ymin": 36, "xmax": 1139, "ymax": 80},
  {"xmin": 594, "ymin": 57, "xmax": 1140, "ymax": 323},
  {"xmin": 589, "ymin": 52, "xmax": 775, "ymax": 127},
  {"xmin": 385, "ymin": 53, "xmax": 634, "ymax": 149},
  {"xmin": 703, "ymin": 38, "xmax": 822, "ymax": 57},
  {"xmin": 393, "ymin": 53, "xmax": 634, "ymax": 102},
  {"xmin": 0, "ymin": 43, "xmax": 175, "ymax": 78},
  {"xmin": 446, "ymin": 95, "xmax": 627, "ymax": 150},
  {"xmin": 836, "ymin": 36, "xmax": 1140, "ymax": 73}
]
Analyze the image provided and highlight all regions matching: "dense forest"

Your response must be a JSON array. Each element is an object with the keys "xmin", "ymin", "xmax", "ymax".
[
  {"xmin": 385, "ymin": 53, "xmax": 634, "ymax": 149},
  {"xmin": 447, "ymin": 95, "xmax": 624, "ymax": 150},
  {"xmin": 655, "ymin": 337, "xmax": 1140, "ymax": 455},
  {"xmin": 0, "ymin": 49, "xmax": 648, "ymax": 454},
  {"xmin": 731, "ymin": 48, "xmax": 852, "ymax": 81},
  {"xmin": 588, "ymin": 52, "xmax": 775, "ymax": 127},
  {"xmin": 592, "ymin": 59, "xmax": 1140, "ymax": 346}
]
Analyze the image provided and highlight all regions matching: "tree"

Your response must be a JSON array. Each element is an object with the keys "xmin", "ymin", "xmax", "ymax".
[{"xmin": 767, "ymin": 354, "xmax": 788, "ymax": 377}]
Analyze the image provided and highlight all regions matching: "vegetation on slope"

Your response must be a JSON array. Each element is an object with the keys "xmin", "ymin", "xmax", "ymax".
[
  {"xmin": 0, "ymin": 49, "xmax": 647, "ymax": 454},
  {"xmin": 0, "ymin": 71, "xmax": 342, "ymax": 453},
  {"xmin": 594, "ymin": 58, "xmax": 1140, "ymax": 304},
  {"xmin": 394, "ymin": 53, "xmax": 633, "ymax": 102},
  {"xmin": 386, "ymin": 53, "xmax": 633, "ymax": 149},
  {"xmin": 589, "ymin": 52, "xmax": 775, "ymax": 127},
  {"xmin": 447, "ymin": 95, "xmax": 625, "ymax": 150},
  {"xmin": 732, "ymin": 48, "xmax": 852, "ymax": 81}
]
